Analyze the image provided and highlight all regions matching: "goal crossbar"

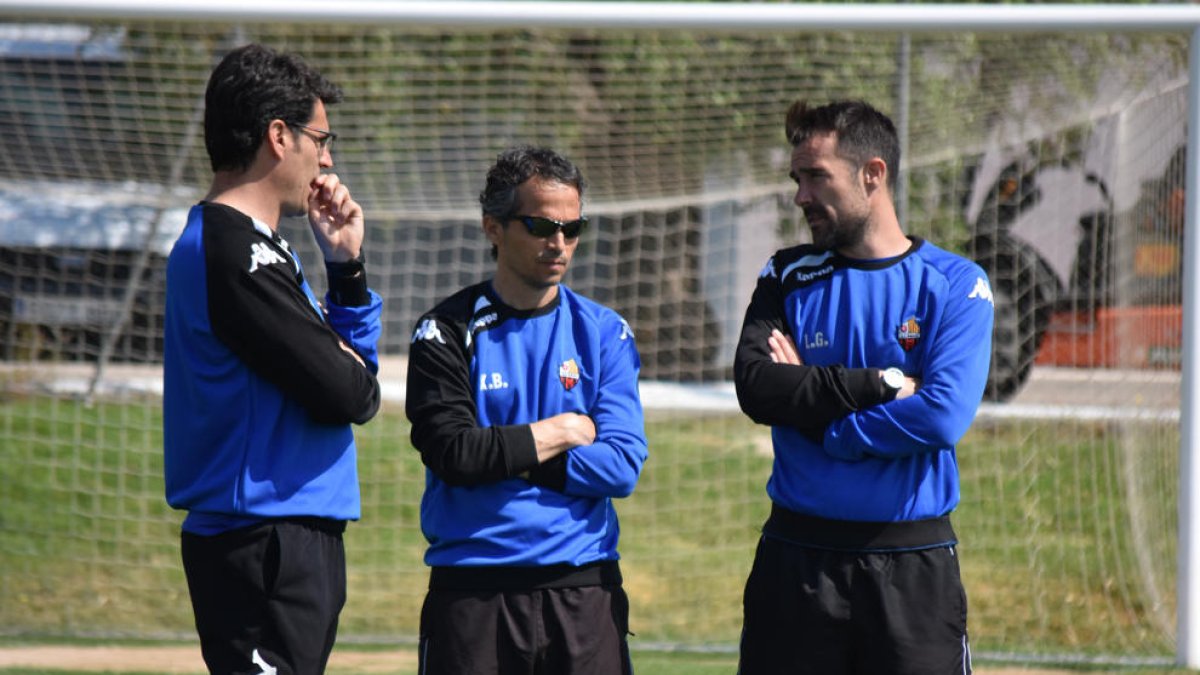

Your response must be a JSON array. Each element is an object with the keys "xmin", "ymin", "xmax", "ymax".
[{"xmin": 0, "ymin": 1, "xmax": 1198, "ymax": 32}]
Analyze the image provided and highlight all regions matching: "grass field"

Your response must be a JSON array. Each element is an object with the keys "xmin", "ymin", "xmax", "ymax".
[
  {"xmin": 0, "ymin": 641, "xmax": 1190, "ymax": 674},
  {"xmin": 0, "ymin": 392, "xmax": 1184, "ymax": 666},
  {"xmin": 0, "ymin": 639, "xmax": 1191, "ymax": 674}
]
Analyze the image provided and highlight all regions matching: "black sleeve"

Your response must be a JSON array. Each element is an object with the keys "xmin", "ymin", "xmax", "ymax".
[
  {"xmin": 733, "ymin": 261, "xmax": 887, "ymax": 440},
  {"xmin": 405, "ymin": 313, "xmax": 540, "ymax": 486},
  {"xmin": 525, "ymin": 454, "xmax": 568, "ymax": 492},
  {"xmin": 204, "ymin": 215, "xmax": 380, "ymax": 426}
]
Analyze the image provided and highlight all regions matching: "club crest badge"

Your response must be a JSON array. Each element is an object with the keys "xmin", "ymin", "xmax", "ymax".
[
  {"xmin": 558, "ymin": 358, "xmax": 580, "ymax": 391},
  {"xmin": 897, "ymin": 316, "xmax": 921, "ymax": 352}
]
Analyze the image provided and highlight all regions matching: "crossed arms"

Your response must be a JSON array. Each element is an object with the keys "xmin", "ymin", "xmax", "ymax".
[
  {"xmin": 733, "ymin": 259, "xmax": 991, "ymax": 460},
  {"xmin": 405, "ymin": 310, "xmax": 647, "ymax": 498}
]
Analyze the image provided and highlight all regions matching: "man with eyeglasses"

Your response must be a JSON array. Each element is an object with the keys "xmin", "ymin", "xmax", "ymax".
[
  {"xmin": 406, "ymin": 145, "xmax": 648, "ymax": 674},
  {"xmin": 163, "ymin": 43, "xmax": 382, "ymax": 674}
]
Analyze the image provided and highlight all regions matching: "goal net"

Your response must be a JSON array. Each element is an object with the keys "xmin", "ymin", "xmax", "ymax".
[{"xmin": 0, "ymin": 10, "xmax": 1189, "ymax": 665}]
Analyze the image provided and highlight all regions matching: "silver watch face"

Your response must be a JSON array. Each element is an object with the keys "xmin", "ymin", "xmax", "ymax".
[{"xmin": 883, "ymin": 368, "xmax": 905, "ymax": 390}]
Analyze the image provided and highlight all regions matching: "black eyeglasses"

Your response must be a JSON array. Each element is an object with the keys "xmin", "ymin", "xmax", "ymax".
[
  {"xmin": 289, "ymin": 123, "xmax": 337, "ymax": 153},
  {"xmin": 511, "ymin": 215, "xmax": 588, "ymax": 239}
]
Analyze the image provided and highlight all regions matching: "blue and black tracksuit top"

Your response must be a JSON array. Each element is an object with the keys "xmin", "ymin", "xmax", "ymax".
[
  {"xmin": 734, "ymin": 237, "xmax": 993, "ymax": 550},
  {"xmin": 405, "ymin": 282, "xmax": 648, "ymax": 572},
  {"xmin": 163, "ymin": 202, "xmax": 382, "ymax": 535}
]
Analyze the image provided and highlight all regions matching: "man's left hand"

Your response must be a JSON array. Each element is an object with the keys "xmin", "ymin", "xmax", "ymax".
[{"xmin": 769, "ymin": 328, "xmax": 803, "ymax": 365}]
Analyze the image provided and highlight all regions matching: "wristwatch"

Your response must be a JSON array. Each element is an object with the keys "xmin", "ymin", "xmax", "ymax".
[{"xmin": 881, "ymin": 367, "xmax": 905, "ymax": 400}]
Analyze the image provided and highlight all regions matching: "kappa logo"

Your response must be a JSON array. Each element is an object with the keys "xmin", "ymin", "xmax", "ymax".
[
  {"xmin": 412, "ymin": 318, "xmax": 446, "ymax": 344},
  {"xmin": 248, "ymin": 242, "xmax": 287, "ymax": 273},
  {"xmin": 466, "ymin": 312, "xmax": 499, "ymax": 349},
  {"xmin": 897, "ymin": 316, "xmax": 922, "ymax": 352},
  {"xmin": 473, "ymin": 312, "xmax": 498, "ymax": 332},
  {"xmin": 618, "ymin": 319, "xmax": 635, "ymax": 341},
  {"xmin": 758, "ymin": 257, "xmax": 777, "ymax": 279},
  {"xmin": 780, "ymin": 252, "xmax": 835, "ymax": 287},
  {"xmin": 795, "ymin": 265, "xmax": 834, "ymax": 284},
  {"xmin": 251, "ymin": 649, "xmax": 276, "ymax": 675},
  {"xmin": 968, "ymin": 276, "xmax": 995, "ymax": 306},
  {"xmin": 559, "ymin": 358, "xmax": 581, "ymax": 391}
]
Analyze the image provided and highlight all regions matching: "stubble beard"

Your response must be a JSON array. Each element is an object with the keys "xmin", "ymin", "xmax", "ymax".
[
  {"xmin": 809, "ymin": 209, "xmax": 869, "ymax": 253},
  {"xmin": 512, "ymin": 255, "xmax": 569, "ymax": 292}
]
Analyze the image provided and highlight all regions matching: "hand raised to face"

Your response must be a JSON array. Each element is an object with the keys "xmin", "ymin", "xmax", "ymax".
[{"xmin": 307, "ymin": 173, "xmax": 364, "ymax": 263}]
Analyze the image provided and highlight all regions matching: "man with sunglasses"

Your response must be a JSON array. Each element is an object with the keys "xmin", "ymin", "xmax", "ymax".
[
  {"xmin": 406, "ymin": 145, "xmax": 648, "ymax": 674},
  {"xmin": 163, "ymin": 43, "xmax": 382, "ymax": 674}
]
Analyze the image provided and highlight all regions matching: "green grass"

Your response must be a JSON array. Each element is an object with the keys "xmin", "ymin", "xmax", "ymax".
[
  {"xmin": 0, "ymin": 644, "xmax": 1192, "ymax": 675},
  {"xmin": 0, "ymin": 393, "xmax": 1184, "ymax": 664},
  {"xmin": 0, "ymin": 652, "xmax": 745, "ymax": 675},
  {"xmin": 956, "ymin": 418, "xmax": 1179, "ymax": 657}
]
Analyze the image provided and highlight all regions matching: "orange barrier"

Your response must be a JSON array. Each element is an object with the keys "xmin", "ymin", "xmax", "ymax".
[{"xmin": 1034, "ymin": 305, "xmax": 1182, "ymax": 369}]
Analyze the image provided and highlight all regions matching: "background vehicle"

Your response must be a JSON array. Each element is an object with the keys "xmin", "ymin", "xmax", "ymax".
[
  {"xmin": 967, "ymin": 94, "xmax": 1186, "ymax": 400},
  {"xmin": 0, "ymin": 180, "xmax": 189, "ymax": 362},
  {"xmin": 0, "ymin": 24, "xmax": 195, "ymax": 363}
]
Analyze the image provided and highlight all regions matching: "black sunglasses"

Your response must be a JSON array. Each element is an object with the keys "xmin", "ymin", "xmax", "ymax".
[{"xmin": 511, "ymin": 215, "xmax": 588, "ymax": 239}]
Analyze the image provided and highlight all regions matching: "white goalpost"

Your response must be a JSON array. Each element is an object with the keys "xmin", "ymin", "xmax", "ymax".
[
  {"xmin": 1177, "ymin": 24, "xmax": 1200, "ymax": 669},
  {"xmin": 1, "ymin": 1, "xmax": 1199, "ymax": 667}
]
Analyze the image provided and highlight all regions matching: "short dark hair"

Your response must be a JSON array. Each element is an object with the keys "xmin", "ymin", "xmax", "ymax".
[
  {"xmin": 479, "ymin": 146, "xmax": 586, "ymax": 259},
  {"xmin": 203, "ymin": 43, "xmax": 343, "ymax": 173},
  {"xmin": 785, "ymin": 100, "xmax": 900, "ymax": 192},
  {"xmin": 479, "ymin": 145, "xmax": 586, "ymax": 221}
]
